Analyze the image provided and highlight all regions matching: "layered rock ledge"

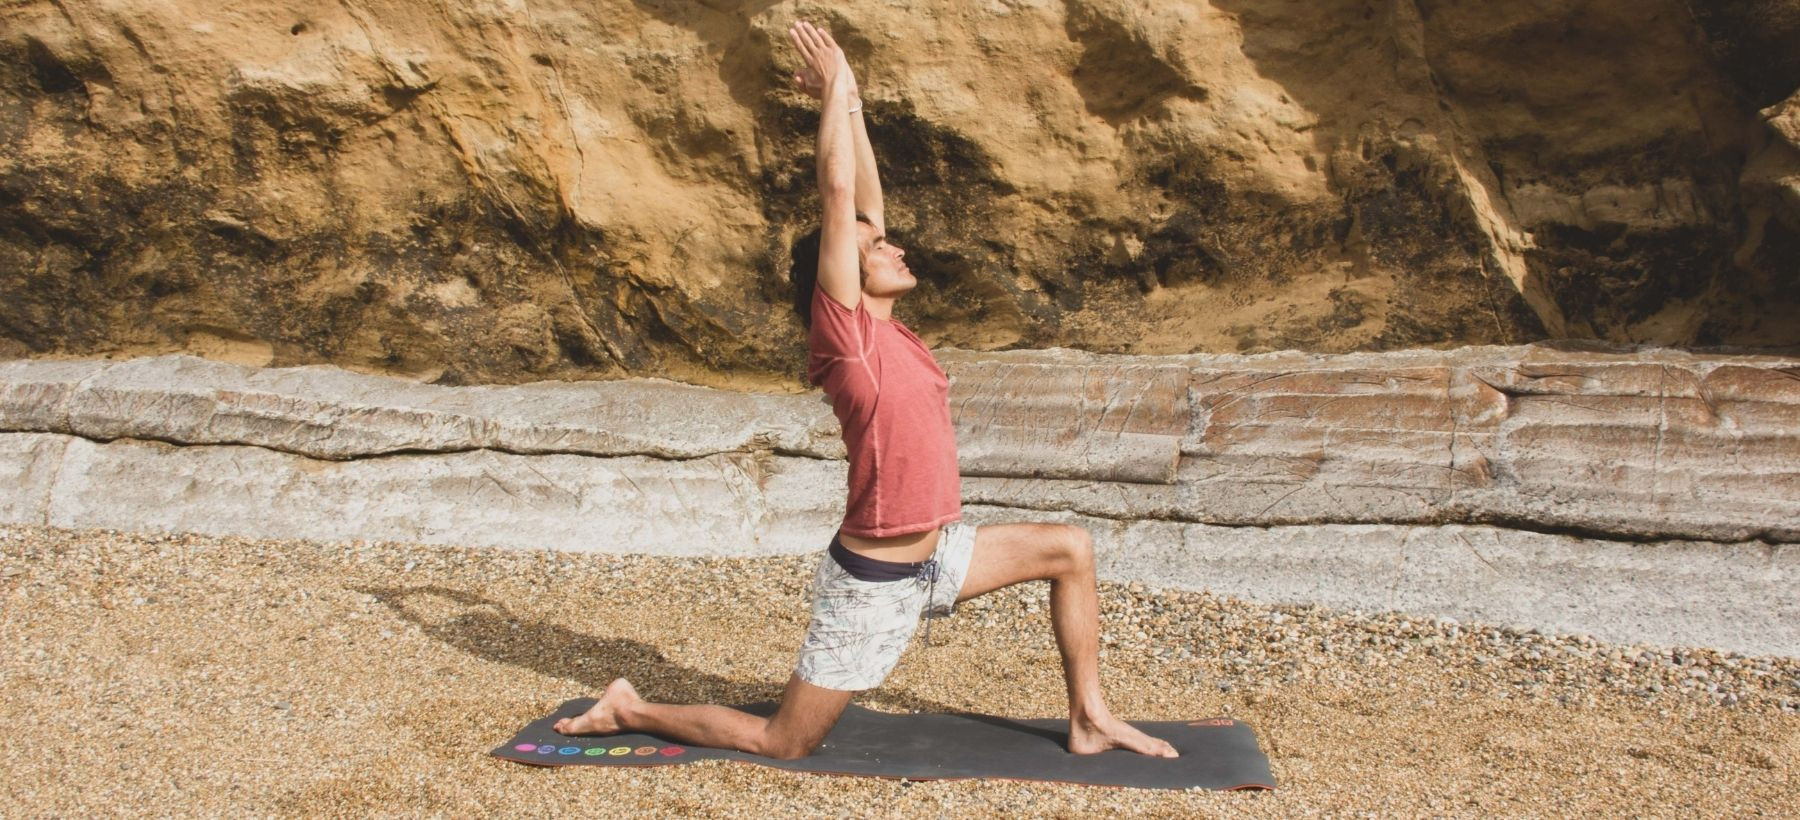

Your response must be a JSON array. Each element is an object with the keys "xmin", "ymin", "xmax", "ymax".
[{"xmin": 2, "ymin": 346, "xmax": 1797, "ymax": 654}]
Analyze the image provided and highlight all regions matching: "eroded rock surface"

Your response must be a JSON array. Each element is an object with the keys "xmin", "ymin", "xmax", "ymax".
[
  {"xmin": 952, "ymin": 346, "xmax": 1800, "ymax": 542},
  {"xmin": 3, "ymin": 1, "xmax": 1796, "ymax": 387},
  {"xmin": 4, "ymin": 348, "xmax": 1796, "ymax": 543},
  {"xmin": 0, "ymin": 431, "xmax": 847, "ymax": 556},
  {"xmin": 0, "ymin": 354, "xmax": 845, "ymax": 461},
  {"xmin": 5, "ymin": 348, "xmax": 1797, "ymax": 651}
]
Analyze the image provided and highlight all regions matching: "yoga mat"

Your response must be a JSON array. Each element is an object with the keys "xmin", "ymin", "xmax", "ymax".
[{"xmin": 491, "ymin": 698, "xmax": 1275, "ymax": 791}]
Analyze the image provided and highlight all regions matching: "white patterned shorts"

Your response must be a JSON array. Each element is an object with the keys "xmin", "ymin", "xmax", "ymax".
[{"xmin": 794, "ymin": 521, "xmax": 979, "ymax": 691}]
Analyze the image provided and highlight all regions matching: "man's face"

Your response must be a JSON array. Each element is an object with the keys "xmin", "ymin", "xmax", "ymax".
[{"xmin": 857, "ymin": 222, "xmax": 915, "ymax": 298}]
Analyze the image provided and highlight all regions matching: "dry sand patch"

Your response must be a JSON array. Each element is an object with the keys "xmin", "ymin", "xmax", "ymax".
[{"xmin": 2, "ymin": 524, "xmax": 1794, "ymax": 816}]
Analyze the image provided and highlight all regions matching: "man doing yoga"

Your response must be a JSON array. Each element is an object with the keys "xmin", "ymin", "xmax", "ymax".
[{"xmin": 553, "ymin": 20, "xmax": 1176, "ymax": 761}]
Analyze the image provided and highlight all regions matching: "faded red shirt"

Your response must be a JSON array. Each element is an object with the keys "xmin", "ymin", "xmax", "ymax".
[{"xmin": 807, "ymin": 286, "xmax": 962, "ymax": 538}]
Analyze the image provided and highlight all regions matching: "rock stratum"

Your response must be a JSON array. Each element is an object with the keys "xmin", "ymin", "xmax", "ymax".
[
  {"xmin": 6, "ymin": 346, "xmax": 1798, "ymax": 542},
  {"xmin": 4, "ymin": 1, "xmax": 1798, "ymax": 387},
  {"xmin": 2, "ymin": 348, "xmax": 1796, "ymax": 653}
]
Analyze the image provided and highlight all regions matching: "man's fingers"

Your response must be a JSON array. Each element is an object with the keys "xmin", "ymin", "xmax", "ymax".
[
  {"xmin": 800, "ymin": 20, "xmax": 832, "ymax": 56},
  {"xmin": 789, "ymin": 24, "xmax": 820, "ymax": 64},
  {"xmin": 815, "ymin": 26, "xmax": 847, "ymax": 72},
  {"xmin": 788, "ymin": 26, "xmax": 814, "ymax": 62},
  {"xmin": 789, "ymin": 19, "xmax": 843, "ymax": 82}
]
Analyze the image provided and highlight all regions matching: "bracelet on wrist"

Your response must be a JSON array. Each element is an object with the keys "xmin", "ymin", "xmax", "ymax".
[{"xmin": 847, "ymin": 99, "xmax": 863, "ymax": 114}]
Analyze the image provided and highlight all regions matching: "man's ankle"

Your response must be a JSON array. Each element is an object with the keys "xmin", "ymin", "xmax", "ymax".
[
  {"xmin": 611, "ymin": 697, "xmax": 641, "ymax": 730},
  {"xmin": 1069, "ymin": 697, "xmax": 1109, "ymax": 724}
]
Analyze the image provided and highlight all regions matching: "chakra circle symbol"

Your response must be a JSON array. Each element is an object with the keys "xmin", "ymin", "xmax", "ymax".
[
  {"xmin": 513, "ymin": 744, "xmax": 536, "ymax": 752},
  {"xmin": 584, "ymin": 747, "xmax": 606, "ymax": 756},
  {"xmin": 535, "ymin": 744, "xmax": 555, "ymax": 754},
  {"xmin": 559, "ymin": 747, "xmax": 580, "ymax": 755},
  {"xmin": 659, "ymin": 746, "xmax": 684, "ymax": 756},
  {"xmin": 608, "ymin": 747, "xmax": 630, "ymax": 756},
  {"xmin": 634, "ymin": 746, "xmax": 656, "ymax": 756}
]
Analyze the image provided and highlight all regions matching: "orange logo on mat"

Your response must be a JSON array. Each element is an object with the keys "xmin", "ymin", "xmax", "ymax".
[{"xmin": 1188, "ymin": 718, "xmax": 1234, "ymax": 727}]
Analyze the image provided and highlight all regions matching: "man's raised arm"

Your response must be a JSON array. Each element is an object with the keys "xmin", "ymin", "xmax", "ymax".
[
  {"xmin": 846, "ymin": 82, "xmax": 884, "ymax": 236},
  {"xmin": 789, "ymin": 21, "xmax": 862, "ymax": 312}
]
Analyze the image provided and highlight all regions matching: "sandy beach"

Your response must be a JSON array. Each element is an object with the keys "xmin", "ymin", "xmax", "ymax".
[{"xmin": 3, "ymin": 523, "xmax": 1795, "ymax": 817}]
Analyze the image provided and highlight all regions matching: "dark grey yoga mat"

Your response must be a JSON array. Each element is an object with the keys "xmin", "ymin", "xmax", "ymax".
[{"xmin": 491, "ymin": 698, "xmax": 1275, "ymax": 791}]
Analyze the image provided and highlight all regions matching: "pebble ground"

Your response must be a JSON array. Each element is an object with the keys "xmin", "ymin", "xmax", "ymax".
[{"xmin": 2, "ymin": 523, "xmax": 1796, "ymax": 817}]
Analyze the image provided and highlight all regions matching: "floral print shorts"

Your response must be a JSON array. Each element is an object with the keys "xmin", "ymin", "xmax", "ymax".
[{"xmin": 794, "ymin": 521, "xmax": 978, "ymax": 691}]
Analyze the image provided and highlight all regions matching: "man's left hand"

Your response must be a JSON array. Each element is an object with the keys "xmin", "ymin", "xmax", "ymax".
[{"xmin": 789, "ymin": 24, "xmax": 859, "ymax": 103}]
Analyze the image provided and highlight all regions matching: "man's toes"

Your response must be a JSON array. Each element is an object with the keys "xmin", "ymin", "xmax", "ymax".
[{"xmin": 1125, "ymin": 731, "xmax": 1178, "ymax": 757}]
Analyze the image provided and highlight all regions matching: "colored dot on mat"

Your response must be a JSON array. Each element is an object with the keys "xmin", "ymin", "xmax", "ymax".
[
  {"xmin": 584, "ymin": 747, "xmax": 606, "ymax": 756},
  {"xmin": 535, "ymin": 744, "xmax": 555, "ymax": 754},
  {"xmin": 513, "ymin": 744, "xmax": 536, "ymax": 752},
  {"xmin": 608, "ymin": 747, "xmax": 630, "ymax": 756},
  {"xmin": 634, "ymin": 746, "xmax": 656, "ymax": 756},
  {"xmin": 559, "ymin": 747, "xmax": 580, "ymax": 755},
  {"xmin": 659, "ymin": 746, "xmax": 684, "ymax": 757}
]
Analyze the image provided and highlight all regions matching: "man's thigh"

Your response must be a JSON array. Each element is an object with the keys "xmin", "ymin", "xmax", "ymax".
[{"xmin": 954, "ymin": 522, "xmax": 1079, "ymax": 603}]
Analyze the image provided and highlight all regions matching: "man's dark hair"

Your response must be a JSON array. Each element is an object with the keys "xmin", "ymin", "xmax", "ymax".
[{"xmin": 789, "ymin": 212, "xmax": 875, "ymax": 329}]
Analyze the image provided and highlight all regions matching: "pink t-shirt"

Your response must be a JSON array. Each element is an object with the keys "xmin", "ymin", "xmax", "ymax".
[{"xmin": 807, "ymin": 286, "xmax": 962, "ymax": 538}]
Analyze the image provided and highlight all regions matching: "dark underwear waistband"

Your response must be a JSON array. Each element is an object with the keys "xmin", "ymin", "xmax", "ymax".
[{"xmin": 829, "ymin": 536, "xmax": 936, "ymax": 582}]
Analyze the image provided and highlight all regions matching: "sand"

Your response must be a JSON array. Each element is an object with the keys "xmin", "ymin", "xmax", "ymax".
[{"xmin": 2, "ymin": 523, "xmax": 1795, "ymax": 817}]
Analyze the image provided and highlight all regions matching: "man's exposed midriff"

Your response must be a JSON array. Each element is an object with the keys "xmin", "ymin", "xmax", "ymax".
[{"xmin": 838, "ymin": 527, "xmax": 942, "ymax": 564}]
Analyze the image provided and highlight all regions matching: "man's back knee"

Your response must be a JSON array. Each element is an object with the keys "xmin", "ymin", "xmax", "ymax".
[{"xmin": 755, "ymin": 733, "xmax": 821, "ymax": 760}]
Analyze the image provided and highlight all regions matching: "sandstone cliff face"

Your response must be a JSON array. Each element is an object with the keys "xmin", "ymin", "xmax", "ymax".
[
  {"xmin": 4, "ymin": 348, "xmax": 1797, "ymax": 652},
  {"xmin": 3, "ymin": 1, "xmax": 1796, "ymax": 386}
]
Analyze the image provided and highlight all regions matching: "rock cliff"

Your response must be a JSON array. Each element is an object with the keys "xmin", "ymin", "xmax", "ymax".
[
  {"xmin": 4, "ymin": 349, "xmax": 1797, "ymax": 652},
  {"xmin": 3, "ymin": 1, "xmax": 1797, "ymax": 386}
]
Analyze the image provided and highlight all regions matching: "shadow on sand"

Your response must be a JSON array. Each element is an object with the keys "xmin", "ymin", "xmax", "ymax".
[{"xmin": 354, "ymin": 583, "xmax": 978, "ymax": 720}]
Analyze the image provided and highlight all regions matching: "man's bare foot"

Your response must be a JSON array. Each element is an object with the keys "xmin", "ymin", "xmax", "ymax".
[
  {"xmin": 552, "ymin": 678, "xmax": 642, "ymax": 736},
  {"xmin": 1068, "ymin": 713, "xmax": 1180, "ymax": 758}
]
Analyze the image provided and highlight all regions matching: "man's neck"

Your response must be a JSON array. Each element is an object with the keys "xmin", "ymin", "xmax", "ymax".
[{"xmin": 861, "ymin": 293, "xmax": 896, "ymax": 321}]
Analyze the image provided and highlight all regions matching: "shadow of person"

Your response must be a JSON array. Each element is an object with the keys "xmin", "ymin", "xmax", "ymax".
[
  {"xmin": 959, "ymin": 712, "xmax": 1069, "ymax": 747},
  {"xmin": 353, "ymin": 583, "xmax": 966, "ymax": 717}
]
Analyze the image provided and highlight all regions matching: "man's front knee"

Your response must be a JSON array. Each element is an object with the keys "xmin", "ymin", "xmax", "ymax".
[{"xmin": 1060, "ymin": 525, "xmax": 1095, "ymax": 574}]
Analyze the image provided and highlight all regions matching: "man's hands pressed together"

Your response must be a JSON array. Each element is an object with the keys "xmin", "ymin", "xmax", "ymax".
[
  {"xmin": 787, "ymin": 18, "xmax": 883, "ymax": 313},
  {"xmin": 787, "ymin": 21, "xmax": 854, "ymax": 104}
]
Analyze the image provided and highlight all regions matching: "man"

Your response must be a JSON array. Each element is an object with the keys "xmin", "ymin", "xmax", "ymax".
[{"xmin": 553, "ymin": 20, "xmax": 1176, "ymax": 761}]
